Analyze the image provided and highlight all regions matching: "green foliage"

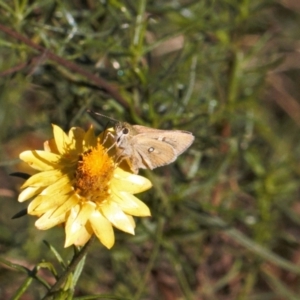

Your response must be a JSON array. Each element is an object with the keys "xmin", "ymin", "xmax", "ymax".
[{"xmin": 1, "ymin": 0, "xmax": 300, "ymax": 299}]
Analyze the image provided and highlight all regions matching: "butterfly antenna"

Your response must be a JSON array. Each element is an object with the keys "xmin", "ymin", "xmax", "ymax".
[{"xmin": 87, "ymin": 110, "xmax": 119, "ymax": 123}]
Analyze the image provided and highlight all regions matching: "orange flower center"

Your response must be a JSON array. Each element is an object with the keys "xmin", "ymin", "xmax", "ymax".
[{"xmin": 74, "ymin": 144, "xmax": 115, "ymax": 203}]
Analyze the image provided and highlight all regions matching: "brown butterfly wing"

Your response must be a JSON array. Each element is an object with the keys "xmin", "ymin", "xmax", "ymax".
[
  {"xmin": 132, "ymin": 137, "xmax": 177, "ymax": 170},
  {"xmin": 132, "ymin": 125, "xmax": 194, "ymax": 156}
]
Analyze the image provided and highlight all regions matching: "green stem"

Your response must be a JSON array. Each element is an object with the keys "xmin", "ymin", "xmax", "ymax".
[
  {"xmin": 133, "ymin": 0, "xmax": 147, "ymax": 50},
  {"xmin": 42, "ymin": 235, "xmax": 95, "ymax": 299},
  {"xmin": 227, "ymin": 50, "xmax": 241, "ymax": 107},
  {"xmin": 133, "ymin": 217, "xmax": 165, "ymax": 299}
]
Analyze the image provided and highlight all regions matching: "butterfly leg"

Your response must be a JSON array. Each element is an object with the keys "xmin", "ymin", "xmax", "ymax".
[
  {"xmin": 102, "ymin": 131, "xmax": 117, "ymax": 154},
  {"xmin": 114, "ymin": 153, "xmax": 139, "ymax": 174}
]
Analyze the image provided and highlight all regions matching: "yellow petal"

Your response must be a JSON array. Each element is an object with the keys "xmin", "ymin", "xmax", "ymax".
[
  {"xmin": 44, "ymin": 138, "xmax": 59, "ymax": 154},
  {"xmin": 65, "ymin": 218, "xmax": 93, "ymax": 247},
  {"xmin": 100, "ymin": 202, "xmax": 135, "ymax": 234},
  {"xmin": 18, "ymin": 186, "xmax": 44, "ymax": 202},
  {"xmin": 28, "ymin": 195, "xmax": 47, "ymax": 214},
  {"xmin": 113, "ymin": 168, "xmax": 152, "ymax": 194},
  {"xmin": 28, "ymin": 191, "xmax": 72, "ymax": 215},
  {"xmin": 72, "ymin": 225, "xmax": 92, "ymax": 247},
  {"xmin": 90, "ymin": 210, "xmax": 115, "ymax": 249},
  {"xmin": 125, "ymin": 214, "xmax": 136, "ymax": 229},
  {"xmin": 21, "ymin": 170, "xmax": 63, "ymax": 189},
  {"xmin": 68, "ymin": 127, "xmax": 85, "ymax": 153},
  {"xmin": 35, "ymin": 209, "xmax": 66, "ymax": 230},
  {"xmin": 20, "ymin": 150, "xmax": 60, "ymax": 171},
  {"xmin": 74, "ymin": 202, "xmax": 95, "ymax": 228},
  {"xmin": 52, "ymin": 124, "xmax": 71, "ymax": 155},
  {"xmin": 40, "ymin": 175, "xmax": 73, "ymax": 196},
  {"xmin": 111, "ymin": 190, "xmax": 151, "ymax": 216},
  {"xmin": 83, "ymin": 126, "xmax": 97, "ymax": 150},
  {"xmin": 64, "ymin": 205, "xmax": 79, "ymax": 246},
  {"xmin": 26, "ymin": 176, "xmax": 73, "ymax": 214},
  {"xmin": 64, "ymin": 202, "xmax": 95, "ymax": 247},
  {"xmin": 50, "ymin": 193, "xmax": 79, "ymax": 219}
]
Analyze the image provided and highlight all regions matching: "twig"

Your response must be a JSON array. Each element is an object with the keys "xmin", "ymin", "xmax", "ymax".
[
  {"xmin": 41, "ymin": 236, "xmax": 95, "ymax": 299},
  {"xmin": 0, "ymin": 24, "xmax": 129, "ymax": 109}
]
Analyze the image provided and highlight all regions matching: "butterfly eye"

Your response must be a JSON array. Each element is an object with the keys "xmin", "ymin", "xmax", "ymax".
[
  {"xmin": 148, "ymin": 147, "xmax": 154, "ymax": 153},
  {"xmin": 123, "ymin": 128, "xmax": 129, "ymax": 135}
]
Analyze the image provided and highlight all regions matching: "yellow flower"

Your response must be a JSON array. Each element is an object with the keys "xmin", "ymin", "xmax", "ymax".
[{"xmin": 18, "ymin": 125, "xmax": 152, "ymax": 249}]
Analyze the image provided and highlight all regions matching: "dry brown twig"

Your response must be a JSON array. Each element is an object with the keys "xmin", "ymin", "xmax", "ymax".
[{"xmin": 0, "ymin": 24, "xmax": 129, "ymax": 110}]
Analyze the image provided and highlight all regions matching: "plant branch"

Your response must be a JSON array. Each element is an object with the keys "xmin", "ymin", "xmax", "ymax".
[
  {"xmin": 41, "ymin": 236, "xmax": 95, "ymax": 299},
  {"xmin": 0, "ymin": 24, "xmax": 129, "ymax": 109}
]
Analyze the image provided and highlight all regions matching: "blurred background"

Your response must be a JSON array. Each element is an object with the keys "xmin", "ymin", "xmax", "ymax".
[{"xmin": 1, "ymin": 0, "xmax": 300, "ymax": 299}]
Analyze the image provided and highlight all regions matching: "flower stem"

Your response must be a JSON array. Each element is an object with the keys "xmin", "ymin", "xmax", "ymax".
[{"xmin": 42, "ymin": 235, "xmax": 95, "ymax": 299}]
